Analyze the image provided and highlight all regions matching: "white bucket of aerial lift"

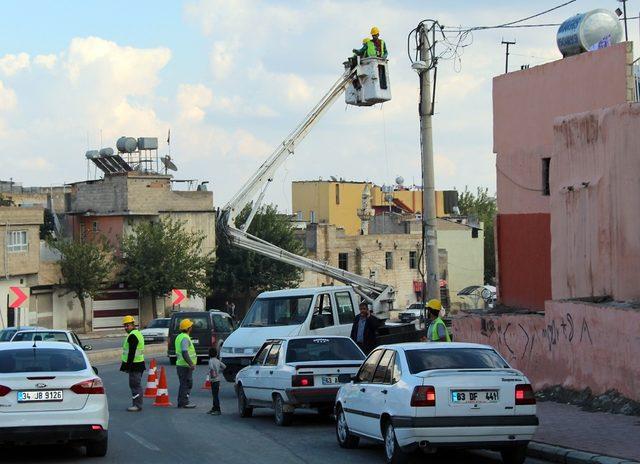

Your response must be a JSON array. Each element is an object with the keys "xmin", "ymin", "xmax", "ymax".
[{"xmin": 345, "ymin": 56, "xmax": 391, "ymax": 107}]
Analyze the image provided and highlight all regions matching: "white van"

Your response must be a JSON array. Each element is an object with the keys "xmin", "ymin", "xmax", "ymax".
[{"xmin": 220, "ymin": 286, "xmax": 359, "ymax": 381}]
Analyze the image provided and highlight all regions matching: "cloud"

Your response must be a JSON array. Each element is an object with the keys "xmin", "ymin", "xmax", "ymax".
[
  {"xmin": 34, "ymin": 54, "xmax": 57, "ymax": 70},
  {"xmin": 177, "ymin": 83, "xmax": 213, "ymax": 122},
  {"xmin": 0, "ymin": 81, "xmax": 17, "ymax": 111},
  {"xmin": 0, "ymin": 53, "xmax": 30, "ymax": 76},
  {"xmin": 209, "ymin": 41, "xmax": 234, "ymax": 80}
]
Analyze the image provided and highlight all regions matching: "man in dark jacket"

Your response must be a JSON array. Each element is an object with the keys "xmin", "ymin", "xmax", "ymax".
[
  {"xmin": 350, "ymin": 302, "xmax": 380, "ymax": 354},
  {"xmin": 120, "ymin": 315, "xmax": 146, "ymax": 412}
]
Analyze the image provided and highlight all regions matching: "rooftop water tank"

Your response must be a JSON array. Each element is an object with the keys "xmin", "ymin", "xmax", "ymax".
[
  {"xmin": 557, "ymin": 9, "xmax": 623, "ymax": 57},
  {"xmin": 116, "ymin": 136, "xmax": 138, "ymax": 153}
]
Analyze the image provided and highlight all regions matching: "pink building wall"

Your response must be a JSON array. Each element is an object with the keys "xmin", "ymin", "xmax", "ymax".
[{"xmin": 452, "ymin": 300, "xmax": 640, "ymax": 402}]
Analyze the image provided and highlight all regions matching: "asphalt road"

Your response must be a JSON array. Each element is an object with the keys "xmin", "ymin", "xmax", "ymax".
[
  {"xmin": 82, "ymin": 336, "xmax": 165, "ymax": 351},
  {"xmin": 0, "ymin": 358, "xmax": 552, "ymax": 464}
]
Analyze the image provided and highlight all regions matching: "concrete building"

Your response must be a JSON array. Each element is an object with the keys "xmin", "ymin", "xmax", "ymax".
[
  {"xmin": 0, "ymin": 181, "xmax": 68, "ymax": 213},
  {"xmin": 0, "ymin": 206, "xmax": 44, "ymax": 328}
]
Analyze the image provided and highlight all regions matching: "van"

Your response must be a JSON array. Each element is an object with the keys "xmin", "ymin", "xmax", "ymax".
[
  {"xmin": 219, "ymin": 286, "xmax": 359, "ymax": 381},
  {"xmin": 168, "ymin": 310, "xmax": 235, "ymax": 365}
]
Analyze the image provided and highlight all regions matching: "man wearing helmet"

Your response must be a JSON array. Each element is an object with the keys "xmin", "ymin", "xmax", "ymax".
[
  {"xmin": 121, "ymin": 315, "xmax": 146, "ymax": 412},
  {"xmin": 370, "ymin": 26, "xmax": 388, "ymax": 58},
  {"xmin": 175, "ymin": 318, "xmax": 197, "ymax": 408},
  {"xmin": 423, "ymin": 299, "xmax": 451, "ymax": 342}
]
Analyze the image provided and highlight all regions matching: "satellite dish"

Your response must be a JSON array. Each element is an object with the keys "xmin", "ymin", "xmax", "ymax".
[
  {"xmin": 161, "ymin": 156, "xmax": 178, "ymax": 172},
  {"xmin": 395, "ymin": 176, "xmax": 405, "ymax": 186},
  {"xmin": 330, "ymin": 176, "xmax": 338, "ymax": 182}
]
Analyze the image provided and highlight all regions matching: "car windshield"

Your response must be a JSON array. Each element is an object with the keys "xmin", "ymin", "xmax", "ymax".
[
  {"xmin": 12, "ymin": 332, "xmax": 68, "ymax": 342},
  {"xmin": 241, "ymin": 296, "xmax": 313, "ymax": 328},
  {"xmin": 0, "ymin": 329, "xmax": 17, "ymax": 342},
  {"xmin": 172, "ymin": 315, "xmax": 209, "ymax": 331},
  {"xmin": 148, "ymin": 319, "xmax": 170, "ymax": 329},
  {"xmin": 0, "ymin": 348, "xmax": 87, "ymax": 373},
  {"xmin": 405, "ymin": 348, "xmax": 510, "ymax": 374},
  {"xmin": 212, "ymin": 315, "xmax": 233, "ymax": 333},
  {"xmin": 285, "ymin": 338, "xmax": 365, "ymax": 363}
]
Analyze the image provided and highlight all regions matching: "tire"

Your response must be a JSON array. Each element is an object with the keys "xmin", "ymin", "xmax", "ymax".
[
  {"xmin": 169, "ymin": 357, "xmax": 176, "ymax": 365},
  {"xmin": 237, "ymin": 385, "xmax": 253, "ymax": 418},
  {"xmin": 273, "ymin": 394, "xmax": 293, "ymax": 426},
  {"xmin": 383, "ymin": 422, "xmax": 409, "ymax": 464},
  {"xmin": 335, "ymin": 406, "xmax": 359, "ymax": 449},
  {"xmin": 501, "ymin": 444, "xmax": 527, "ymax": 464},
  {"xmin": 86, "ymin": 435, "xmax": 108, "ymax": 457}
]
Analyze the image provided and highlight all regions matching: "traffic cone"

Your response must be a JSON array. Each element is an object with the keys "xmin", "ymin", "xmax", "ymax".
[
  {"xmin": 143, "ymin": 359, "xmax": 158, "ymax": 398},
  {"xmin": 201, "ymin": 374, "xmax": 211, "ymax": 390},
  {"xmin": 153, "ymin": 367, "xmax": 172, "ymax": 407}
]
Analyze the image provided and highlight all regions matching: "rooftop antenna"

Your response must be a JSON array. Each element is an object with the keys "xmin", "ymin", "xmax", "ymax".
[{"xmin": 501, "ymin": 39, "xmax": 516, "ymax": 74}]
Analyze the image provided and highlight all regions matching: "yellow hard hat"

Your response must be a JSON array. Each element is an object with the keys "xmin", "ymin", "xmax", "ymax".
[
  {"xmin": 122, "ymin": 315, "xmax": 135, "ymax": 325},
  {"xmin": 426, "ymin": 299, "xmax": 442, "ymax": 311},
  {"xmin": 362, "ymin": 37, "xmax": 371, "ymax": 44},
  {"xmin": 179, "ymin": 319, "xmax": 193, "ymax": 331},
  {"xmin": 371, "ymin": 26, "xmax": 380, "ymax": 36}
]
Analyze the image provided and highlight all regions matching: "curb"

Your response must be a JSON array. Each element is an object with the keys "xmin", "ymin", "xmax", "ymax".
[
  {"xmin": 528, "ymin": 441, "xmax": 640, "ymax": 464},
  {"xmin": 88, "ymin": 344, "xmax": 167, "ymax": 365}
]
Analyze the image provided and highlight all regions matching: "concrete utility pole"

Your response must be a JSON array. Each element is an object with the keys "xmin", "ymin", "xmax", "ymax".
[
  {"xmin": 501, "ymin": 39, "xmax": 516, "ymax": 74},
  {"xmin": 417, "ymin": 25, "xmax": 440, "ymax": 302}
]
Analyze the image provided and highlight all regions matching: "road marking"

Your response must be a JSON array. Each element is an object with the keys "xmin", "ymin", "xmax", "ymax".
[{"xmin": 125, "ymin": 431, "xmax": 161, "ymax": 451}]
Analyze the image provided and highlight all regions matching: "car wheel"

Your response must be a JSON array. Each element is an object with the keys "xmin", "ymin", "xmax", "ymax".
[
  {"xmin": 501, "ymin": 444, "xmax": 527, "ymax": 464},
  {"xmin": 86, "ymin": 434, "xmax": 108, "ymax": 457},
  {"xmin": 169, "ymin": 357, "xmax": 176, "ymax": 365},
  {"xmin": 384, "ymin": 422, "xmax": 408, "ymax": 464},
  {"xmin": 237, "ymin": 386, "xmax": 253, "ymax": 418},
  {"xmin": 273, "ymin": 394, "xmax": 293, "ymax": 426},
  {"xmin": 335, "ymin": 406, "xmax": 359, "ymax": 449}
]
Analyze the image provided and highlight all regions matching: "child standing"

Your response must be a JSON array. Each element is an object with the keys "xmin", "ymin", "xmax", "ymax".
[{"xmin": 208, "ymin": 347, "xmax": 226, "ymax": 415}]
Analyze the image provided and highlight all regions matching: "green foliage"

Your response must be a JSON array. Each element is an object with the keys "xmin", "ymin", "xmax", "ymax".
[
  {"xmin": 211, "ymin": 204, "xmax": 304, "ymax": 307},
  {"xmin": 40, "ymin": 209, "xmax": 56, "ymax": 239},
  {"xmin": 457, "ymin": 187, "xmax": 497, "ymax": 284},
  {"xmin": 121, "ymin": 218, "xmax": 214, "ymax": 317}
]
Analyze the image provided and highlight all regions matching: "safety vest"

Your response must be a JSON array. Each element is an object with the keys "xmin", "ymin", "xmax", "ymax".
[
  {"xmin": 121, "ymin": 329, "xmax": 145, "ymax": 363},
  {"xmin": 429, "ymin": 317, "xmax": 451, "ymax": 342},
  {"xmin": 175, "ymin": 332, "xmax": 197, "ymax": 367},
  {"xmin": 366, "ymin": 39, "xmax": 386, "ymax": 57}
]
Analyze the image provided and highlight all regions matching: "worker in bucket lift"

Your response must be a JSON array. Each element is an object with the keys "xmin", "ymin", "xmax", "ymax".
[
  {"xmin": 370, "ymin": 26, "xmax": 388, "ymax": 58},
  {"xmin": 352, "ymin": 37, "xmax": 372, "ymax": 57}
]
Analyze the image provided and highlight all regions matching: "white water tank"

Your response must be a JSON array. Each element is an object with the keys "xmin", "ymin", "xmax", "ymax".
[
  {"xmin": 345, "ymin": 57, "xmax": 391, "ymax": 107},
  {"xmin": 557, "ymin": 9, "xmax": 623, "ymax": 57}
]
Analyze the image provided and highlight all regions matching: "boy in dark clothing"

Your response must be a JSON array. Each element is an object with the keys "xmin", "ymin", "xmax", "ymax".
[{"xmin": 207, "ymin": 347, "xmax": 226, "ymax": 415}]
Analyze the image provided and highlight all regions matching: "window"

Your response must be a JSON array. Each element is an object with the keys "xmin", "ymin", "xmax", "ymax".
[
  {"xmin": 285, "ymin": 337, "xmax": 364, "ymax": 363},
  {"xmin": 296, "ymin": 211, "xmax": 303, "ymax": 221},
  {"xmin": 405, "ymin": 348, "xmax": 510, "ymax": 374},
  {"xmin": 357, "ymin": 349, "xmax": 383, "ymax": 383},
  {"xmin": 173, "ymin": 314, "xmax": 209, "ymax": 331},
  {"xmin": 542, "ymin": 157, "xmax": 551, "ymax": 196},
  {"xmin": 335, "ymin": 184, "xmax": 340, "ymax": 205},
  {"xmin": 310, "ymin": 293, "xmax": 334, "ymax": 330},
  {"xmin": 310, "ymin": 210, "xmax": 316, "ymax": 223},
  {"xmin": 92, "ymin": 221, "xmax": 99, "ymax": 232},
  {"xmin": 254, "ymin": 343, "xmax": 272, "ymax": 365},
  {"xmin": 385, "ymin": 251, "xmax": 393, "ymax": 270},
  {"xmin": 148, "ymin": 319, "xmax": 170, "ymax": 329},
  {"xmin": 265, "ymin": 343, "xmax": 281, "ymax": 366},
  {"xmin": 335, "ymin": 292, "xmax": 355, "ymax": 324},
  {"xmin": 0, "ymin": 348, "xmax": 87, "ymax": 373},
  {"xmin": 212, "ymin": 314, "xmax": 233, "ymax": 333},
  {"xmin": 391, "ymin": 355, "xmax": 402, "ymax": 383},
  {"xmin": 338, "ymin": 253, "xmax": 348, "ymax": 271},
  {"xmin": 7, "ymin": 230, "xmax": 28, "ymax": 253},
  {"xmin": 12, "ymin": 331, "xmax": 68, "ymax": 342},
  {"xmin": 241, "ymin": 296, "xmax": 313, "ymax": 328},
  {"xmin": 409, "ymin": 251, "xmax": 417, "ymax": 269},
  {"xmin": 372, "ymin": 350, "xmax": 395, "ymax": 383},
  {"xmin": 472, "ymin": 228, "xmax": 479, "ymax": 239}
]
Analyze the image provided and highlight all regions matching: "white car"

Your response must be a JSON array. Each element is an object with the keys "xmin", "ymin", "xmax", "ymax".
[
  {"xmin": 0, "ymin": 341, "xmax": 109, "ymax": 456},
  {"xmin": 140, "ymin": 318, "xmax": 170, "ymax": 344},
  {"xmin": 235, "ymin": 336, "xmax": 365, "ymax": 426},
  {"xmin": 10, "ymin": 329, "xmax": 93, "ymax": 351},
  {"xmin": 335, "ymin": 342, "xmax": 538, "ymax": 464}
]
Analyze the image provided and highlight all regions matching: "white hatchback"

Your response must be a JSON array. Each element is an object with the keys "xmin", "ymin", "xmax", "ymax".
[
  {"xmin": 0, "ymin": 341, "xmax": 109, "ymax": 456},
  {"xmin": 335, "ymin": 342, "xmax": 538, "ymax": 464}
]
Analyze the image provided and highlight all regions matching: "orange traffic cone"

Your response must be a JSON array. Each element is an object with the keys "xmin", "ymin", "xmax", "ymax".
[
  {"xmin": 201, "ymin": 374, "xmax": 211, "ymax": 390},
  {"xmin": 143, "ymin": 359, "xmax": 158, "ymax": 398},
  {"xmin": 153, "ymin": 366, "xmax": 172, "ymax": 407}
]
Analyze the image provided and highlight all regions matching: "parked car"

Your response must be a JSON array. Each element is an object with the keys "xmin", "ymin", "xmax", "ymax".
[
  {"xmin": 397, "ymin": 303, "xmax": 424, "ymax": 324},
  {"xmin": 9, "ymin": 330, "xmax": 93, "ymax": 351},
  {"xmin": 221, "ymin": 286, "xmax": 360, "ymax": 381},
  {"xmin": 235, "ymin": 336, "xmax": 365, "ymax": 426},
  {"xmin": 335, "ymin": 342, "xmax": 538, "ymax": 464},
  {"xmin": 140, "ymin": 318, "xmax": 170, "ymax": 344},
  {"xmin": 0, "ymin": 341, "xmax": 109, "ymax": 456},
  {"xmin": 168, "ymin": 310, "xmax": 235, "ymax": 365},
  {"xmin": 0, "ymin": 326, "xmax": 48, "ymax": 342}
]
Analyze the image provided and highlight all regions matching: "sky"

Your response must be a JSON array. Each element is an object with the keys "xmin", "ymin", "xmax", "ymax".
[{"xmin": 0, "ymin": 0, "xmax": 637, "ymax": 212}]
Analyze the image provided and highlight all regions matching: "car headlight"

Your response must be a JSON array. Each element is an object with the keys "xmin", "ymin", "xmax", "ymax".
[{"xmin": 221, "ymin": 347, "xmax": 232, "ymax": 354}]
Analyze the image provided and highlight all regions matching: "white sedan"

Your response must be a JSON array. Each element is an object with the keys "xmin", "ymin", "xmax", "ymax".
[
  {"xmin": 335, "ymin": 342, "xmax": 538, "ymax": 464},
  {"xmin": 0, "ymin": 341, "xmax": 109, "ymax": 456},
  {"xmin": 235, "ymin": 336, "xmax": 365, "ymax": 426},
  {"xmin": 140, "ymin": 318, "xmax": 170, "ymax": 344}
]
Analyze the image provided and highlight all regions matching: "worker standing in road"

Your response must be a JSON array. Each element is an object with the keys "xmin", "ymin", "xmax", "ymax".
[
  {"xmin": 423, "ymin": 299, "xmax": 451, "ymax": 342},
  {"xmin": 175, "ymin": 319, "xmax": 197, "ymax": 408},
  {"xmin": 370, "ymin": 26, "xmax": 388, "ymax": 58},
  {"xmin": 120, "ymin": 315, "xmax": 146, "ymax": 412}
]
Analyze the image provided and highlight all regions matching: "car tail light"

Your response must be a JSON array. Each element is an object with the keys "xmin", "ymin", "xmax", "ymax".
[
  {"xmin": 91, "ymin": 425, "xmax": 103, "ymax": 431},
  {"xmin": 411, "ymin": 386, "xmax": 436, "ymax": 407},
  {"xmin": 292, "ymin": 375, "xmax": 314, "ymax": 387},
  {"xmin": 71, "ymin": 378, "xmax": 105, "ymax": 395},
  {"xmin": 515, "ymin": 384, "xmax": 536, "ymax": 405},
  {"xmin": 0, "ymin": 385, "xmax": 11, "ymax": 397}
]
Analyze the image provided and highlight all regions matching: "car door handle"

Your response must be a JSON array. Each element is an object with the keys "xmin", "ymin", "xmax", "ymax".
[
  {"xmin": 255, "ymin": 370, "xmax": 259, "ymax": 374},
  {"xmin": 381, "ymin": 389, "xmax": 388, "ymax": 394},
  {"xmin": 360, "ymin": 388, "xmax": 366, "ymax": 393}
]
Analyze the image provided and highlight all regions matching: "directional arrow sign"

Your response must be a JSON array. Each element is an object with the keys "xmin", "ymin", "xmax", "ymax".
[
  {"xmin": 9, "ymin": 287, "xmax": 29, "ymax": 308},
  {"xmin": 171, "ymin": 289, "xmax": 187, "ymax": 306}
]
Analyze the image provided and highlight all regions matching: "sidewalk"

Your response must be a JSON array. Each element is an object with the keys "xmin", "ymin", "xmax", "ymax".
[{"xmin": 534, "ymin": 401, "xmax": 640, "ymax": 462}]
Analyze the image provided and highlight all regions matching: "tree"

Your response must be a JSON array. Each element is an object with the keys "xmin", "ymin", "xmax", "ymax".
[
  {"xmin": 48, "ymin": 237, "xmax": 115, "ymax": 333},
  {"xmin": 40, "ymin": 209, "xmax": 56, "ymax": 239},
  {"xmin": 121, "ymin": 218, "xmax": 214, "ymax": 319},
  {"xmin": 457, "ymin": 187, "xmax": 497, "ymax": 284},
  {"xmin": 211, "ymin": 204, "xmax": 304, "ymax": 313}
]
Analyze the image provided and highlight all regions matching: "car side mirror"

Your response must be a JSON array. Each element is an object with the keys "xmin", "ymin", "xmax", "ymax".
[
  {"xmin": 92, "ymin": 366, "xmax": 99, "ymax": 375},
  {"xmin": 83, "ymin": 345, "xmax": 93, "ymax": 351}
]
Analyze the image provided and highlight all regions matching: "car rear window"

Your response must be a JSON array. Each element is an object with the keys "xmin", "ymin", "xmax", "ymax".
[
  {"xmin": 212, "ymin": 315, "xmax": 233, "ymax": 333},
  {"xmin": 285, "ymin": 338, "xmax": 365, "ymax": 363},
  {"xmin": 12, "ymin": 332, "xmax": 68, "ymax": 342},
  {"xmin": 405, "ymin": 348, "xmax": 509, "ymax": 374},
  {"xmin": 0, "ymin": 348, "xmax": 87, "ymax": 373},
  {"xmin": 172, "ymin": 314, "xmax": 209, "ymax": 331},
  {"xmin": 148, "ymin": 319, "xmax": 170, "ymax": 329}
]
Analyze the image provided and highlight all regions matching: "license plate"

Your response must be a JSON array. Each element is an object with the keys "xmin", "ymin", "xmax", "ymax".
[
  {"xmin": 18, "ymin": 390, "xmax": 63, "ymax": 402},
  {"xmin": 144, "ymin": 337, "xmax": 155, "ymax": 341},
  {"xmin": 451, "ymin": 390, "xmax": 499, "ymax": 404},
  {"xmin": 322, "ymin": 376, "xmax": 339, "ymax": 385},
  {"xmin": 191, "ymin": 339, "xmax": 199, "ymax": 344}
]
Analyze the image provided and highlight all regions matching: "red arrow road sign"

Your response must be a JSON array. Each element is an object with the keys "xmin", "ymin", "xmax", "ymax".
[
  {"xmin": 171, "ymin": 289, "xmax": 186, "ymax": 306},
  {"xmin": 9, "ymin": 287, "xmax": 29, "ymax": 308}
]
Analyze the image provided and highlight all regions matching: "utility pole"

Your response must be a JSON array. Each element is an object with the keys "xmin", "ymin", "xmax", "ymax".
[
  {"xmin": 501, "ymin": 39, "xmax": 516, "ymax": 74},
  {"xmin": 617, "ymin": 0, "xmax": 629, "ymax": 42},
  {"xmin": 416, "ymin": 24, "xmax": 440, "ymax": 303}
]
